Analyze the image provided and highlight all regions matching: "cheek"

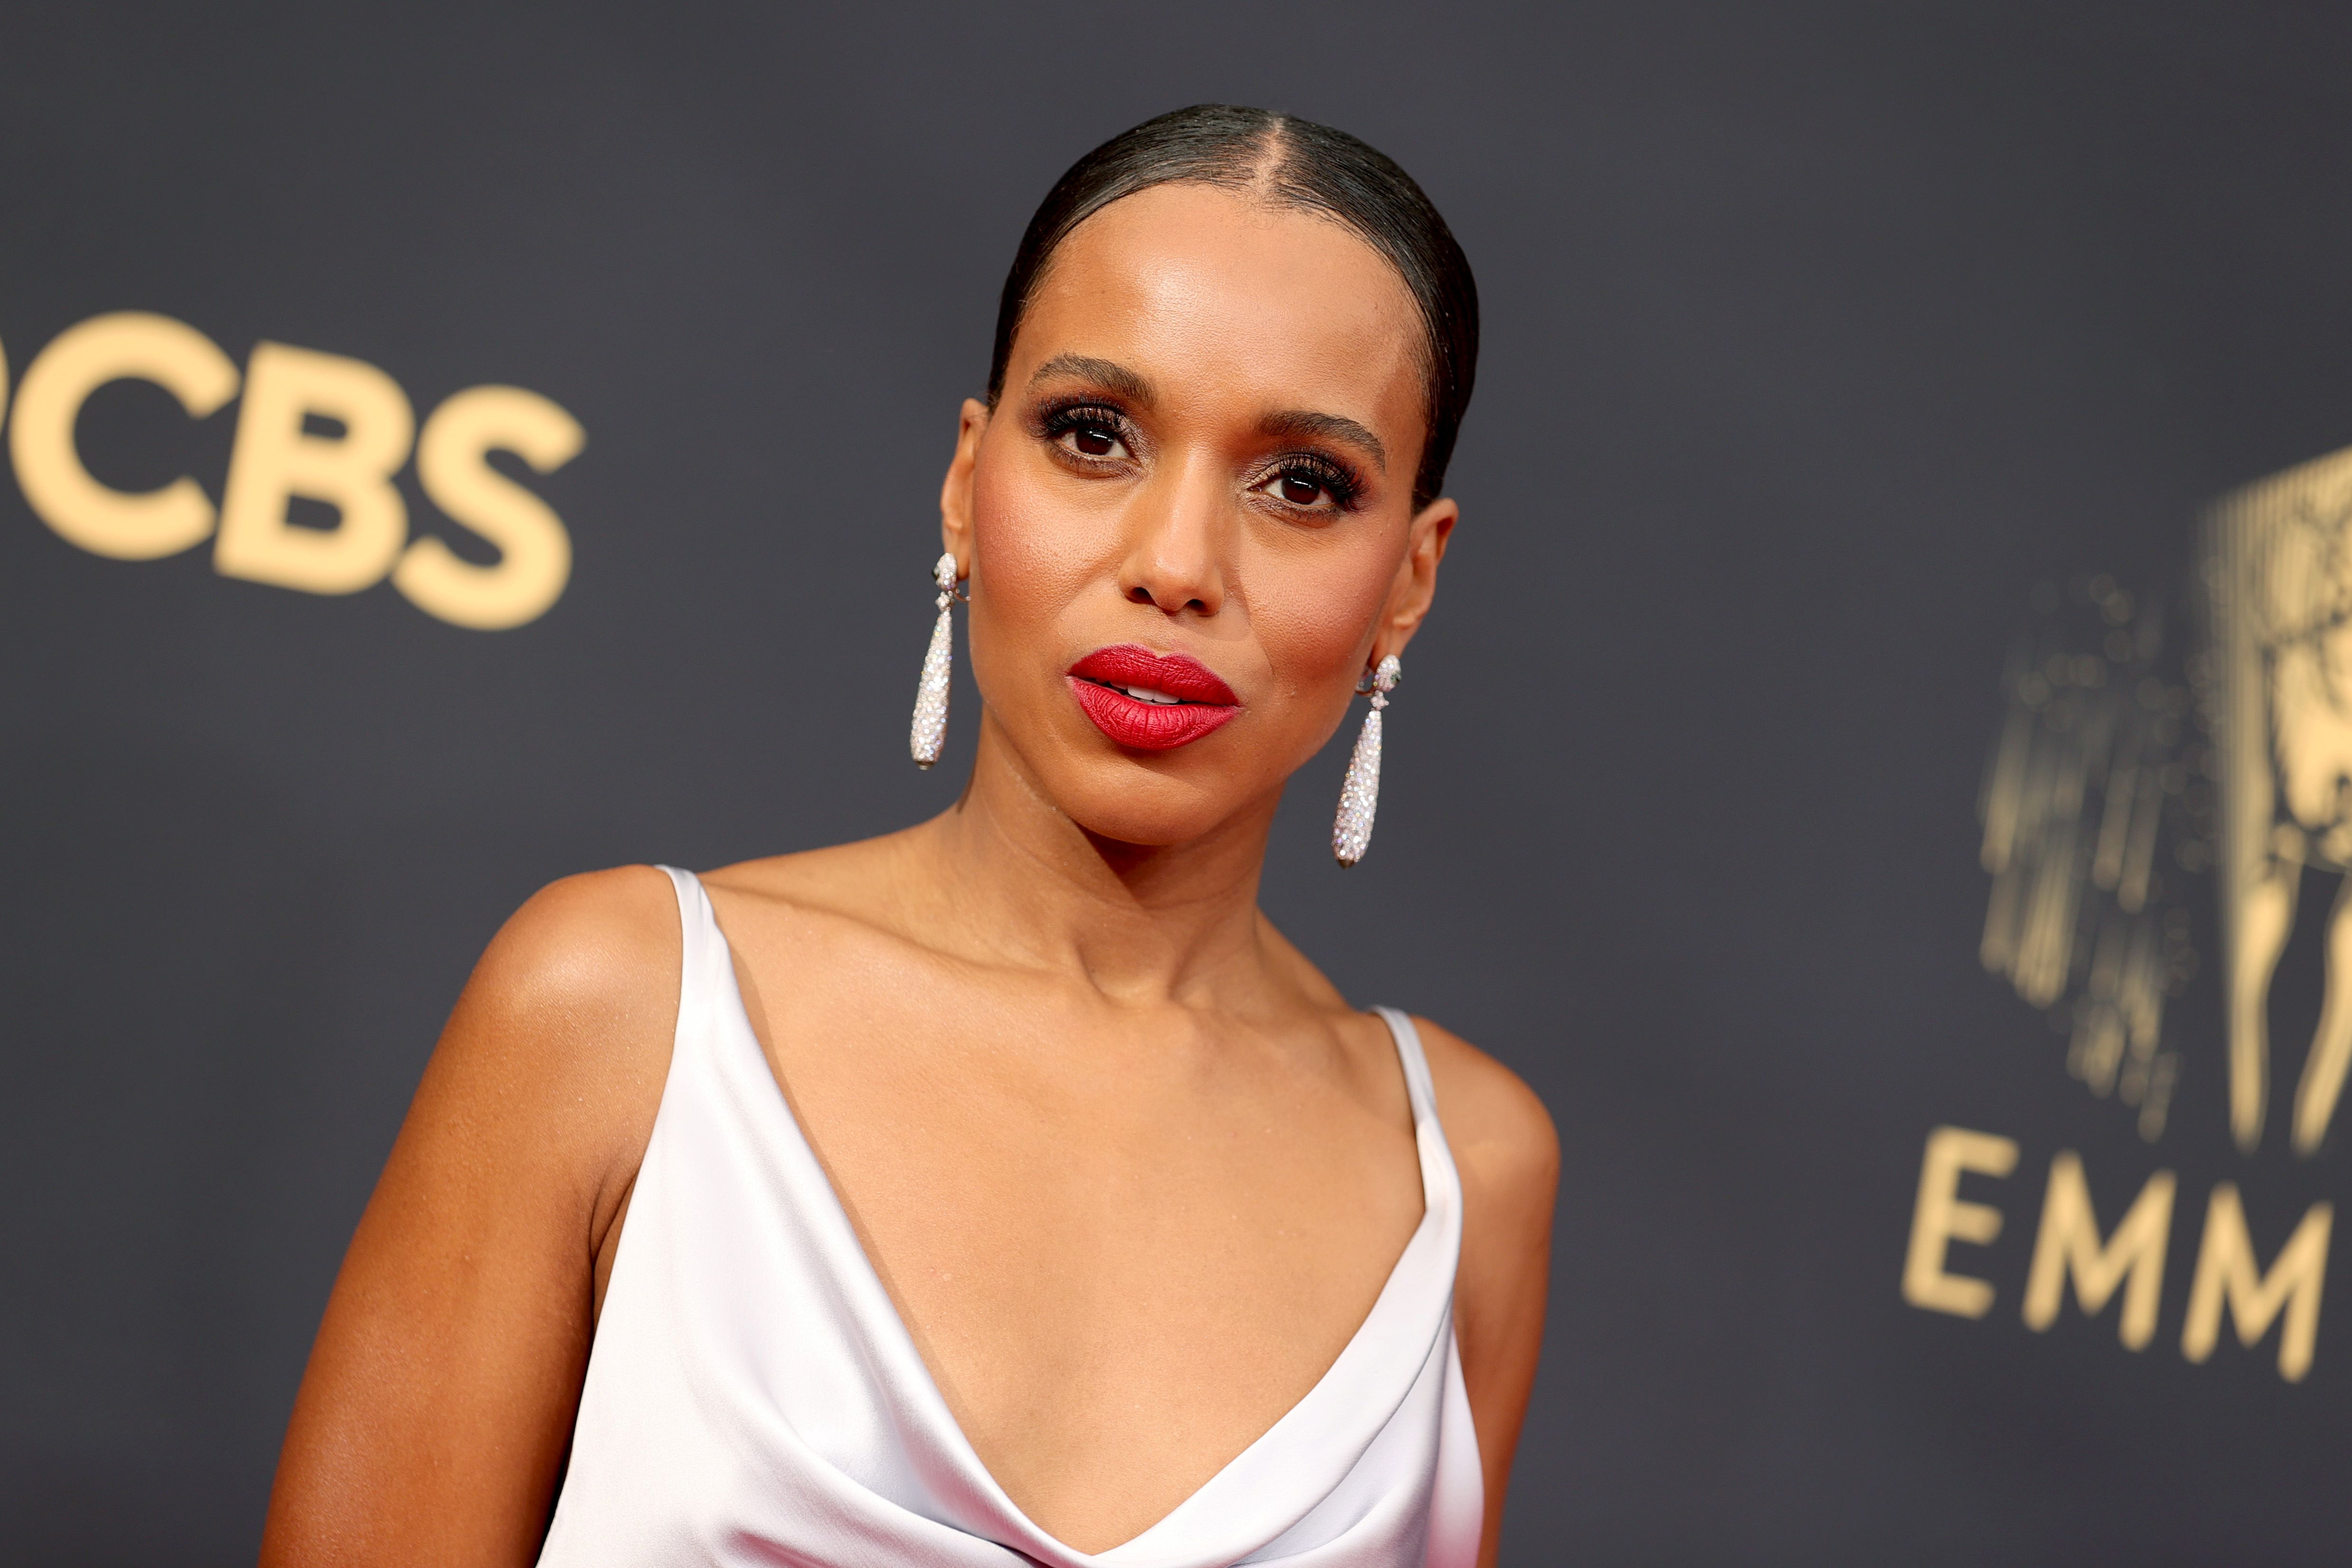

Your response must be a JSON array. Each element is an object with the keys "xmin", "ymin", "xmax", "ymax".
[
  {"xmin": 1243, "ymin": 533, "xmax": 1400, "ymax": 711},
  {"xmin": 964, "ymin": 452, "xmax": 1100, "ymax": 688}
]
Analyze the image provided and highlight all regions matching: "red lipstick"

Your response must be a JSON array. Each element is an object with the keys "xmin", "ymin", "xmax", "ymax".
[{"xmin": 1066, "ymin": 645, "xmax": 1241, "ymax": 750}]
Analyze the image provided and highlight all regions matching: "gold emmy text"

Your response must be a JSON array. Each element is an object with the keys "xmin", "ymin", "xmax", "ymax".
[{"xmin": 1903, "ymin": 1125, "xmax": 2333, "ymax": 1382}]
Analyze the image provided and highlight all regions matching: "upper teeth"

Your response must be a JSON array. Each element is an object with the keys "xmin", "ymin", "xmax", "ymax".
[{"xmin": 1116, "ymin": 684, "xmax": 1182, "ymax": 705}]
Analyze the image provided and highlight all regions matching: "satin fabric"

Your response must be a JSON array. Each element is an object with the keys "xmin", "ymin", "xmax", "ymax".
[{"xmin": 537, "ymin": 866, "xmax": 1483, "ymax": 1567}]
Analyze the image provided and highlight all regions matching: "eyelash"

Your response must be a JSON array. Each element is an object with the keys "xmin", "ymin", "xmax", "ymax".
[
  {"xmin": 1038, "ymin": 401, "xmax": 1133, "ymax": 458},
  {"xmin": 1263, "ymin": 454, "xmax": 1363, "ymax": 512},
  {"xmin": 1034, "ymin": 399, "xmax": 1365, "ymax": 512}
]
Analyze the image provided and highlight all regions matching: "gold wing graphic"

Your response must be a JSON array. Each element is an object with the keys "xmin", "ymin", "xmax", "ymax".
[{"xmin": 1979, "ymin": 578, "xmax": 2196, "ymax": 1141}]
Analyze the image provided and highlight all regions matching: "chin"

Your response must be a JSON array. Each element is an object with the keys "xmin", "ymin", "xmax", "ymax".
[
  {"xmin": 1064, "ymin": 778, "xmax": 1241, "ymax": 848},
  {"xmin": 1031, "ymin": 748, "xmax": 1261, "ymax": 849}
]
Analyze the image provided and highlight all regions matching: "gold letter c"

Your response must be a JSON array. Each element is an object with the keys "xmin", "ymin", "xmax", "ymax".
[{"xmin": 8, "ymin": 312, "xmax": 241, "ymax": 560}]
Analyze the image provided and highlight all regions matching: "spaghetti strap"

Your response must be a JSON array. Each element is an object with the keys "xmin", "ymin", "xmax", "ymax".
[
  {"xmin": 653, "ymin": 862, "xmax": 708, "ymax": 971},
  {"xmin": 1372, "ymin": 1005, "xmax": 1440, "ymax": 1127},
  {"xmin": 653, "ymin": 864, "xmax": 723, "ymax": 1059}
]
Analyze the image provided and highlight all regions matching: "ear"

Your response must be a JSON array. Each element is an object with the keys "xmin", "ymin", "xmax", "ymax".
[
  {"xmin": 938, "ymin": 397, "xmax": 990, "ymax": 573},
  {"xmin": 1370, "ymin": 495, "xmax": 1457, "ymax": 665}
]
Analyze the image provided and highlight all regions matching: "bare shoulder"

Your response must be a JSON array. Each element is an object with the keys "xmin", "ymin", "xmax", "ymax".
[
  {"xmin": 1413, "ymin": 1013, "xmax": 1556, "ymax": 1531},
  {"xmin": 456, "ymin": 864, "xmax": 683, "ymax": 1057},
  {"xmin": 413, "ymin": 864, "xmax": 684, "ymax": 1188},
  {"xmin": 258, "ymin": 865, "xmax": 684, "ymax": 1564},
  {"xmin": 1411, "ymin": 1015, "xmax": 1559, "ymax": 1212}
]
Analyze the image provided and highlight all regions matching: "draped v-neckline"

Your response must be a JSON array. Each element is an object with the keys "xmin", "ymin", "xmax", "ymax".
[
  {"xmin": 535, "ymin": 865, "xmax": 1484, "ymax": 1568},
  {"xmin": 690, "ymin": 879, "xmax": 1447, "ymax": 1559}
]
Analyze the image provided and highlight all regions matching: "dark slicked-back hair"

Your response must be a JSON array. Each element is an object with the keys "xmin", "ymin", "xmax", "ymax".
[{"xmin": 986, "ymin": 104, "xmax": 1479, "ymax": 510}]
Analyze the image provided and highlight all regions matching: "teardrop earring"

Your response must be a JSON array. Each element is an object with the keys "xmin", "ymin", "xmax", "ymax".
[
  {"xmin": 1332, "ymin": 654, "xmax": 1401, "ymax": 866},
  {"xmin": 909, "ymin": 551, "xmax": 964, "ymax": 768}
]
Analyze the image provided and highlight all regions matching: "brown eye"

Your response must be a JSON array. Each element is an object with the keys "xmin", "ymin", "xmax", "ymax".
[
  {"xmin": 1073, "ymin": 425, "xmax": 1116, "ymax": 457},
  {"xmin": 1279, "ymin": 474, "xmax": 1325, "ymax": 505}
]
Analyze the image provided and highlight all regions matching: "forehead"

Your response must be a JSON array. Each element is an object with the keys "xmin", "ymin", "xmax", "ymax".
[{"xmin": 1015, "ymin": 182, "xmax": 1426, "ymax": 436}]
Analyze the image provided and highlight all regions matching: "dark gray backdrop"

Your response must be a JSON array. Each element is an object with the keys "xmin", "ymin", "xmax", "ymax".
[{"xmin": 4, "ymin": 3, "xmax": 2347, "ymax": 1563}]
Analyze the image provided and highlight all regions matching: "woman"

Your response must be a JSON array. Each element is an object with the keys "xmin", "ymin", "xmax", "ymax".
[{"xmin": 261, "ymin": 105, "xmax": 1557, "ymax": 1568}]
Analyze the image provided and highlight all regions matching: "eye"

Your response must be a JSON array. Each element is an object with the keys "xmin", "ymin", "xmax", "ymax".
[
  {"xmin": 1047, "ymin": 411, "xmax": 1132, "ymax": 463},
  {"xmin": 1256, "ymin": 459, "xmax": 1356, "ymax": 513}
]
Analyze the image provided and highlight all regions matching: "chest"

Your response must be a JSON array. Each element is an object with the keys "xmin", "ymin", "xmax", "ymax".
[{"xmin": 733, "ymin": 947, "xmax": 1425, "ymax": 1549}]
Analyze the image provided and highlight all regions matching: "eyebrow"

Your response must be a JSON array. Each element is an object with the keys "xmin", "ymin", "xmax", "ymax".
[
  {"xmin": 1026, "ymin": 354, "xmax": 1387, "ymax": 473},
  {"xmin": 1261, "ymin": 409, "xmax": 1386, "ymax": 473},
  {"xmin": 1027, "ymin": 354, "xmax": 1154, "ymax": 403}
]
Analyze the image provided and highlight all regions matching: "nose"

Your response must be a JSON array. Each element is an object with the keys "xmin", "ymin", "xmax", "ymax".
[{"xmin": 1118, "ymin": 457, "xmax": 1227, "ymax": 618}]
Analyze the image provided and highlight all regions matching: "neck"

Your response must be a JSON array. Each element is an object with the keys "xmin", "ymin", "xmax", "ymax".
[{"xmin": 909, "ymin": 712, "xmax": 1284, "ymax": 1007}]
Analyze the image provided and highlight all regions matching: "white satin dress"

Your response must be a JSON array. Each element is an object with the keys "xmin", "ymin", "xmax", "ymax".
[{"xmin": 535, "ymin": 866, "xmax": 1484, "ymax": 1567}]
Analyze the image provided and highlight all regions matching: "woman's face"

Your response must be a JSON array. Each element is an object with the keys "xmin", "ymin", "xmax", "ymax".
[{"xmin": 943, "ymin": 181, "xmax": 1453, "ymax": 849}]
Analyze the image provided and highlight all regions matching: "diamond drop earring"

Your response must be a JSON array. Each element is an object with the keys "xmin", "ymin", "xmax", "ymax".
[
  {"xmin": 909, "ymin": 551, "xmax": 964, "ymax": 768},
  {"xmin": 1332, "ymin": 654, "xmax": 1401, "ymax": 866}
]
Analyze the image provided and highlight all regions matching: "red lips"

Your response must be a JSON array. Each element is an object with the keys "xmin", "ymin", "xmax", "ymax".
[{"xmin": 1067, "ymin": 645, "xmax": 1241, "ymax": 750}]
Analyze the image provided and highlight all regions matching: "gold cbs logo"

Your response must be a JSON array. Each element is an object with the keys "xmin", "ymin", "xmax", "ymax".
[{"xmin": 0, "ymin": 312, "xmax": 582, "ymax": 630}]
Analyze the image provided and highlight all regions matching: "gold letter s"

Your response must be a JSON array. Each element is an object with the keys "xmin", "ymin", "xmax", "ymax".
[{"xmin": 393, "ymin": 385, "xmax": 583, "ymax": 630}]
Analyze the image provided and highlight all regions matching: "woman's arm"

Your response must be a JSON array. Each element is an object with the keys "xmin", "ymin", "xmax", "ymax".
[
  {"xmin": 1417, "ymin": 1017, "xmax": 1560, "ymax": 1568},
  {"xmin": 258, "ymin": 867, "xmax": 680, "ymax": 1568}
]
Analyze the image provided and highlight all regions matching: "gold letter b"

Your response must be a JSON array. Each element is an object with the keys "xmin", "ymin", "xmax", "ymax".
[{"xmin": 215, "ymin": 341, "xmax": 414, "ymax": 594}]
